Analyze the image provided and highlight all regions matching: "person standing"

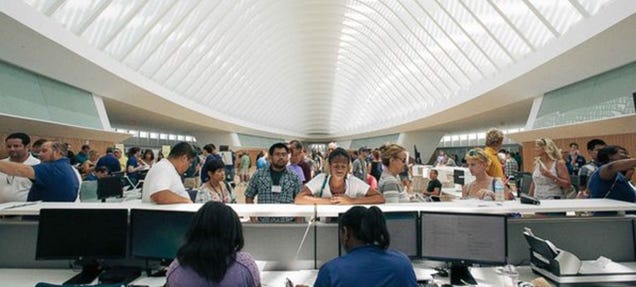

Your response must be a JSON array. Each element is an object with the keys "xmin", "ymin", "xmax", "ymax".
[
  {"xmin": 484, "ymin": 128, "xmax": 505, "ymax": 178},
  {"xmin": 589, "ymin": 146, "xmax": 636, "ymax": 203},
  {"xmin": 0, "ymin": 133, "xmax": 40, "ymax": 202},
  {"xmin": 566, "ymin": 142, "xmax": 587, "ymax": 176},
  {"xmin": 378, "ymin": 144, "xmax": 410, "ymax": 202},
  {"xmin": 528, "ymin": 138, "xmax": 571, "ymax": 200},
  {"xmin": 295, "ymin": 148, "xmax": 384, "ymax": 205},
  {"xmin": 142, "ymin": 142, "xmax": 195, "ymax": 204},
  {"xmin": 196, "ymin": 159, "xmax": 235, "ymax": 203},
  {"xmin": 577, "ymin": 139, "xmax": 606, "ymax": 197},
  {"xmin": 239, "ymin": 152, "xmax": 251, "ymax": 184},
  {"xmin": 200, "ymin": 144, "xmax": 222, "ymax": 184},
  {"xmin": 244, "ymin": 143, "xmax": 302, "ymax": 223},
  {"xmin": 0, "ymin": 141, "xmax": 80, "ymax": 202}
]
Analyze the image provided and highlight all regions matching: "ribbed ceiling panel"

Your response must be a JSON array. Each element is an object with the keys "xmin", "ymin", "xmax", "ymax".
[{"xmin": 21, "ymin": 0, "xmax": 614, "ymax": 137}]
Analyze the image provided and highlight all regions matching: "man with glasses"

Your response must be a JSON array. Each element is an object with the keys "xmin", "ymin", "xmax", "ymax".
[
  {"xmin": 0, "ymin": 140, "xmax": 80, "ymax": 202},
  {"xmin": 142, "ymin": 142, "xmax": 195, "ymax": 204},
  {"xmin": 0, "ymin": 133, "xmax": 40, "ymax": 202},
  {"xmin": 245, "ymin": 142, "xmax": 302, "ymax": 223}
]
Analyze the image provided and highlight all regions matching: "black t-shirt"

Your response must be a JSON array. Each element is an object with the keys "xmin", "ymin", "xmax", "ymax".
[{"xmin": 427, "ymin": 179, "xmax": 442, "ymax": 193}]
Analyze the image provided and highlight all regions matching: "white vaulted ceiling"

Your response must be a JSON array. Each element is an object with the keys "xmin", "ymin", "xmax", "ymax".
[{"xmin": 3, "ymin": 0, "xmax": 636, "ymax": 139}]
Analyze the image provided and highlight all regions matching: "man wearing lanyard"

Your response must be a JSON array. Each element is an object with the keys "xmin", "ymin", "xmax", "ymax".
[{"xmin": 245, "ymin": 142, "xmax": 302, "ymax": 223}]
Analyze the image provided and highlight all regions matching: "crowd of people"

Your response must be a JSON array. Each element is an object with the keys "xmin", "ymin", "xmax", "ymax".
[
  {"xmin": 1, "ymin": 130, "xmax": 635, "ymax": 208},
  {"xmin": 1, "ymin": 130, "xmax": 635, "ymax": 287}
]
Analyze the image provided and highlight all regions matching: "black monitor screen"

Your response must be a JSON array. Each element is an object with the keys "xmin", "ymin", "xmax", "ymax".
[
  {"xmin": 36, "ymin": 209, "xmax": 128, "ymax": 260},
  {"xmin": 97, "ymin": 176, "xmax": 124, "ymax": 200},
  {"xmin": 130, "ymin": 209, "xmax": 194, "ymax": 260},
  {"xmin": 338, "ymin": 211, "xmax": 418, "ymax": 258},
  {"xmin": 453, "ymin": 169, "xmax": 465, "ymax": 186},
  {"xmin": 421, "ymin": 212, "xmax": 507, "ymax": 265}
]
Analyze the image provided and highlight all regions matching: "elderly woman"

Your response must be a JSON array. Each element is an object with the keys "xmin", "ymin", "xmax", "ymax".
[
  {"xmin": 461, "ymin": 148, "xmax": 514, "ymax": 200},
  {"xmin": 295, "ymin": 147, "xmax": 384, "ymax": 205},
  {"xmin": 377, "ymin": 144, "xmax": 410, "ymax": 202},
  {"xmin": 195, "ymin": 159, "xmax": 235, "ymax": 203},
  {"xmin": 529, "ymin": 138, "xmax": 571, "ymax": 200}
]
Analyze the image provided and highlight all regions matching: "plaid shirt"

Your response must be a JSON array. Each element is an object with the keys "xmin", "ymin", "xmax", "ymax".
[
  {"xmin": 244, "ymin": 167, "xmax": 301, "ymax": 223},
  {"xmin": 578, "ymin": 160, "xmax": 599, "ymax": 190},
  {"xmin": 504, "ymin": 158, "xmax": 519, "ymax": 178}
]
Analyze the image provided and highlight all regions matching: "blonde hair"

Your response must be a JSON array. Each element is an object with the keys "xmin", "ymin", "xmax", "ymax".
[
  {"xmin": 380, "ymin": 144, "xmax": 406, "ymax": 166},
  {"xmin": 485, "ymin": 128, "xmax": 504, "ymax": 147},
  {"xmin": 464, "ymin": 148, "xmax": 491, "ymax": 167},
  {"xmin": 534, "ymin": 138, "xmax": 562, "ymax": 161}
]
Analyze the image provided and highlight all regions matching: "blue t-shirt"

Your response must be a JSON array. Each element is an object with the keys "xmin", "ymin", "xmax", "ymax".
[
  {"xmin": 96, "ymin": 153, "xmax": 121, "ymax": 173},
  {"xmin": 589, "ymin": 170, "xmax": 635, "ymax": 203},
  {"xmin": 28, "ymin": 158, "xmax": 79, "ymax": 202},
  {"xmin": 126, "ymin": 156, "xmax": 139, "ymax": 183},
  {"xmin": 314, "ymin": 245, "xmax": 418, "ymax": 287},
  {"xmin": 256, "ymin": 157, "xmax": 268, "ymax": 170}
]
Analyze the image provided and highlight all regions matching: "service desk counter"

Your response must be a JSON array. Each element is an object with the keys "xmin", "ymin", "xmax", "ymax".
[
  {"xmin": 2, "ymin": 199, "xmax": 636, "ymax": 279},
  {"xmin": 2, "ymin": 198, "xmax": 635, "ymax": 217}
]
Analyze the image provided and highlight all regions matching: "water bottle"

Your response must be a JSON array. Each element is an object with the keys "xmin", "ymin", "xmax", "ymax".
[{"xmin": 494, "ymin": 177, "xmax": 505, "ymax": 202}]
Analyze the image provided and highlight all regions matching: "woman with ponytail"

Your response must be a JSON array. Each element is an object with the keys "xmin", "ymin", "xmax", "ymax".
[
  {"xmin": 166, "ymin": 202, "xmax": 260, "ymax": 287},
  {"xmin": 314, "ymin": 206, "xmax": 418, "ymax": 287}
]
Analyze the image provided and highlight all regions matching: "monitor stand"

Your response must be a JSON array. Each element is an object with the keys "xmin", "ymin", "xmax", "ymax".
[
  {"xmin": 450, "ymin": 263, "xmax": 477, "ymax": 286},
  {"xmin": 64, "ymin": 262, "xmax": 101, "ymax": 285},
  {"xmin": 145, "ymin": 259, "xmax": 170, "ymax": 277}
]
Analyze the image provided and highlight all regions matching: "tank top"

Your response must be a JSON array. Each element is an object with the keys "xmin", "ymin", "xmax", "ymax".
[{"xmin": 532, "ymin": 160, "xmax": 564, "ymax": 199}]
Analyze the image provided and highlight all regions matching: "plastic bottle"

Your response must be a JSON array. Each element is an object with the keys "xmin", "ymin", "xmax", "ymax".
[{"xmin": 494, "ymin": 177, "xmax": 505, "ymax": 202}]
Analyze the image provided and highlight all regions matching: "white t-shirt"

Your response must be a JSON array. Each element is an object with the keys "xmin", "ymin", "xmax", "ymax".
[
  {"xmin": 142, "ymin": 159, "xmax": 189, "ymax": 203},
  {"xmin": 0, "ymin": 155, "xmax": 40, "ymax": 202},
  {"xmin": 305, "ymin": 173, "xmax": 369, "ymax": 198}
]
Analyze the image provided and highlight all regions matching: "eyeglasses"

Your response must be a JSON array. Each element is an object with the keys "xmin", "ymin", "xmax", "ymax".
[{"xmin": 468, "ymin": 149, "xmax": 478, "ymax": 156}]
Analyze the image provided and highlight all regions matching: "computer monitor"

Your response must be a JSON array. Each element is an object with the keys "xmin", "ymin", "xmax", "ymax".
[
  {"xmin": 421, "ymin": 212, "xmax": 507, "ymax": 285},
  {"xmin": 97, "ymin": 175, "xmax": 124, "ymax": 202},
  {"xmin": 453, "ymin": 169, "xmax": 465, "ymax": 186},
  {"xmin": 36, "ymin": 208, "xmax": 128, "ymax": 284},
  {"xmin": 130, "ymin": 209, "xmax": 194, "ymax": 263},
  {"xmin": 338, "ymin": 211, "xmax": 419, "ymax": 258}
]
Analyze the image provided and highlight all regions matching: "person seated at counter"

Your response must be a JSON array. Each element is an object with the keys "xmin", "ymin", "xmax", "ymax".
[
  {"xmin": 423, "ymin": 169, "xmax": 441, "ymax": 197},
  {"xmin": 314, "ymin": 206, "xmax": 418, "ymax": 287},
  {"xmin": 142, "ymin": 142, "xmax": 195, "ymax": 204},
  {"xmin": 167, "ymin": 201, "xmax": 260, "ymax": 287},
  {"xmin": 378, "ymin": 144, "xmax": 410, "ymax": 202},
  {"xmin": 295, "ymin": 147, "xmax": 384, "ymax": 205},
  {"xmin": 462, "ymin": 148, "xmax": 514, "ymax": 200},
  {"xmin": 195, "ymin": 159, "xmax": 236, "ymax": 203},
  {"xmin": 83, "ymin": 166, "xmax": 109, "ymax": 181},
  {"xmin": 589, "ymin": 145, "xmax": 636, "ymax": 203}
]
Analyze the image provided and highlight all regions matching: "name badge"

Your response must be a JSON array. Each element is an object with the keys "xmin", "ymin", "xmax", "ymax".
[{"xmin": 272, "ymin": 185, "xmax": 282, "ymax": 193}]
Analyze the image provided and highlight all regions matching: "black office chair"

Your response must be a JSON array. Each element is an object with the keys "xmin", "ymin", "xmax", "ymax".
[
  {"xmin": 97, "ymin": 175, "xmax": 124, "ymax": 202},
  {"xmin": 517, "ymin": 172, "xmax": 533, "ymax": 196}
]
